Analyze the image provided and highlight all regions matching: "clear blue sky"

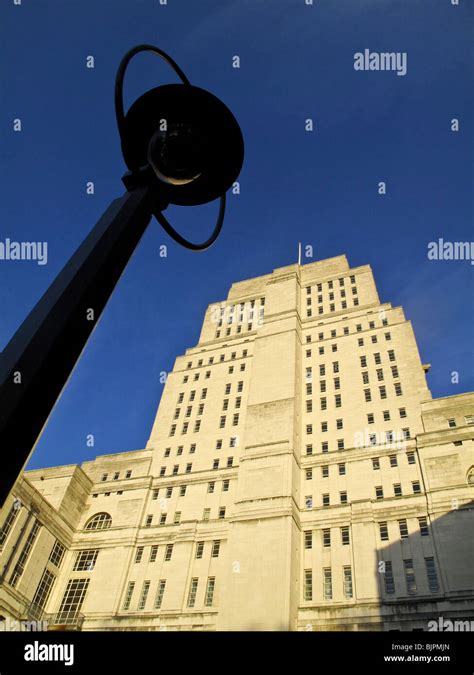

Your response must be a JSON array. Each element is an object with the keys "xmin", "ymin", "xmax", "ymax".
[{"xmin": 0, "ymin": 0, "xmax": 472, "ymax": 470}]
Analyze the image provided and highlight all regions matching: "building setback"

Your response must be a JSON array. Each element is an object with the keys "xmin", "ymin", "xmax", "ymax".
[{"xmin": 0, "ymin": 255, "xmax": 473, "ymax": 631}]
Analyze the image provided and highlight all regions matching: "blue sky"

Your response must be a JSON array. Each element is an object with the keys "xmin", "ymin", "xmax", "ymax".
[{"xmin": 0, "ymin": 0, "xmax": 472, "ymax": 470}]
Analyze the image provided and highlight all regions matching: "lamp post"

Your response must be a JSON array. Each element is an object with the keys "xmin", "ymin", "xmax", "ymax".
[{"xmin": 0, "ymin": 44, "xmax": 244, "ymax": 509}]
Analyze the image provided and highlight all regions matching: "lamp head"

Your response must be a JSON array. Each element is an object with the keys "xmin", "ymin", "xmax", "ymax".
[{"xmin": 121, "ymin": 84, "xmax": 244, "ymax": 206}]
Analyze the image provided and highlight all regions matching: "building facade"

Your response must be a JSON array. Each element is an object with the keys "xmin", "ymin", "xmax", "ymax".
[{"xmin": 0, "ymin": 255, "xmax": 473, "ymax": 631}]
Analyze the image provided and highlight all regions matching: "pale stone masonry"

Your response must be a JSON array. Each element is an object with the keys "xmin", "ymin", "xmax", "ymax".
[{"xmin": 0, "ymin": 255, "xmax": 473, "ymax": 631}]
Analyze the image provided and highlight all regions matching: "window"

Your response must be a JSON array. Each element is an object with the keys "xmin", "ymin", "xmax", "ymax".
[
  {"xmin": 364, "ymin": 389, "xmax": 372, "ymax": 402},
  {"xmin": 383, "ymin": 561, "xmax": 395, "ymax": 594},
  {"xmin": 150, "ymin": 545, "xmax": 158, "ymax": 562},
  {"xmin": 320, "ymin": 397, "xmax": 327, "ymax": 411},
  {"xmin": 376, "ymin": 368, "xmax": 384, "ymax": 381},
  {"xmin": 306, "ymin": 444, "xmax": 313, "ymax": 456},
  {"xmin": 305, "ymin": 496, "xmax": 313, "ymax": 509},
  {"xmin": 237, "ymin": 381, "xmax": 243, "ymax": 392},
  {"xmin": 323, "ymin": 569, "xmax": 332, "ymax": 599},
  {"xmin": 447, "ymin": 418, "xmax": 456, "ymax": 428},
  {"xmin": 319, "ymin": 365, "xmax": 325, "ymax": 377},
  {"xmin": 307, "ymin": 400, "xmax": 313, "ymax": 413},
  {"xmin": 304, "ymin": 570, "xmax": 313, "ymax": 601},
  {"xmin": 406, "ymin": 451, "xmax": 416, "ymax": 465},
  {"xmin": 321, "ymin": 422, "xmax": 327, "ymax": 432},
  {"xmin": 333, "ymin": 361, "xmax": 339, "ymax": 373},
  {"xmin": 337, "ymin": 439, "xmax": 344, "ymax": 450},
  {"xmin": 322, "ymin": 494, "xmax": 330, "ymax": 507},
  {"xmin": 372, "ymin": 457, "xmax": 380, "ymax": 470},
  {"xmin": 135, "ymin": 547, "xmax": 144, "ymax": 563},
  {"xmin": 360, "ymin": 356, "xmax": 367, "ymax": 368},
  {"xmin": 338, "ymin": 463, "xmax": 346, "ymax": 475},
  {"xmin": 85, "ymin": 513, "xmax": 112, "ymax": 531},
  {"xmin": 304, "ymin": 531, "xmax": 312, "ymax": 549},
  {"xmin": 172, "ymin": 465, "xmax": 179, "ymax": 476},
  {"xmin": 49, "ymin": 541, "xmax": 66, "ymax": 568},
  {"xmin": 391, "ymin": 366, "xmax": 399, "ymax": 378},
  {"xmin": 322, "ymin": 465, "xmax": 329, "ymax": 478},
  {"xmin": 177, "ymin": 446, "xmax": 183, "ymax": 456},
  {"xmin": 394, "ymin": 383, "xmax": 403, "ymax": 396},
  {"xmin": 379, "ymin": 522, "xmax": 389, "ymax": 541},
  {"xmin": 425, "ymin": 557, "xmax": 439, "ymax": 592},
  {"xmin": 223, "ymin": 479, "xmax": 230, "ymax": 492},
  {"xmin": 125, "ymin": 470, "xmax": 132, "ymax": 479},
  {"xmin": 145, "ymin": 515, "xmax": 153, "ymax": 528},
  {"xmin": 196, "ymin": 542, "xmax": 204, "ymax": 559},
  {"xmin": 187, "ymin": 578, "xmax": 198, "ymax": 607},
  {"xmin": 323, "ymin": 529, "xmax": 331, "ymax": 547},
  {"xmin": 341, "ymin": 526, "xmax": 350, "ymax": 545},
  {"xmin": 379, "ymin": 386, "xmax": 387, "ymax": 399},
  {"xmin": 164, "ymin": 447, "xmax": 171, "ymax": 457},
  {"xmin": 404, "ymin": 559, "xmax": 417, "ymax": 594},
  {"xmin": 205, "ymin": 577, "xmax": 216, "ymax": 607},
  {"xmin": 383, "ymin": 410, "xmax": 390, "ymax": 421},
  {"xmin": 375, "ymin": 486, "xmax": 384, "ymax": 500},
  {"xmin": 465, "ymin": 415, "xmax": 474, "ymax": 426},
  {"xmin": 340, "ymin": 491, "xmax": 348, "ymax": 504},
  {"xmin": 336, "ymin": 418, "xmax": 343, "ymax": 430},
  {"xmin": 164, "ymin": 544, "xmax": 173, "ymax": 561},
  {"xmin": 358, "ymin": 338, "xmax": 364, "ymax": 346},
  {"xmin": 306, "ymin": 469, "xmax": 312, "ymax": 480},
  {"xmin": 56, "ymin": 578, "xmax": 90, "ymax": 624},
  {"xmin": 186, "ymin": 463, "xmax": 192, "ymax": 474},
  {"xmin": 367, "ymin": 413, "xmax": 374, "ymax": 424},
  {"xmin": 203, "ymin": 508, "xmax": 210, "ymax": 522},
  {"xmin": 182, "ymin": 422, "xmax": 189, "ymax": 434},
  {"xmin": 394, "ymin": 484, "xmax": 402, "ymax": 497},
  {"xmin": 398, "ymin": 519, "xmax": 409, "ymax": 539},
  {"xmin": 155, "ymin": 580, "xmax": 166, "ymax": 609},
  {"xmin": 213, "ymin": 459, "xmax": 219, "ymax": 470},
  {"xmin": 74, "ymin": 550, "xmax": 99, "ymax": 571},
  {"xmin": 362, "ymin": 371, "xmax": 369, "ymax": 384},
  {"xmin": 418, "ymin": 516, "xmax": 429, "ymax": 536},
  {"xmin": 100, "ymin": 473, "xmax": 108, "ymax": 482},
  {"xmin": 403, "ymin": 428, "xmax": 411, "ymax": 440},
  {"xmin": 334, "ymin": 377, "xmax": 340, "ymax": 390},
  {"xmin": 320, "ymin": 380, "xmax": 326, "ymax": 392},
  {"xmin": 343, "ymin": 567, "xmax": 353, "ymax": 598},
  {"xmin": 227, "ymin": 457, "xmax": 234, "ymax": 468},
  {"xmin": 160, "ymin": 513, "xmax": 167, "ymax": 525},
  {"xmin": 412, "ymin": 481, "xmax": 421, "ymax": 494},
  {"xmin": 223, "ymin": 399, "xmax": 229, "ymax": 411},
  {"xmin": 389, "ymin": 455, "xmax": 398, "ymax": 467},
  {"xmin": 218, "ymin": 507, "xmax": 226, "ymax": 519},
  {"xmin": 374, "ymin": 353, "xmax": 381, "ymax": 365},
  {"xmin": 335, "ymin": 394, "xmax": 341, "ymax": 408},
  {"xmin": 122, "ymin": 581, "xmax": 135, "ymax": 611},
  {"xmin": 211, "ymin": 540, "xmax": 221, "ymax": 558},
  {"xmin": 173, "ymin": 512, "xmax": 181, "ymax": 524},
  {"xmin": 152, "ymin": 489, "xmax": 159, "ymax": 500},
  {"xmin": 216, "ymin": 439, "xmax": 223, "ymax": 450},
  {"xmin": 219, "ymin": 416, "xmax": 226, "ymax": 429},
  {"xmin": 307, "ymin": 424, "xmax": 313, "ymax": 435},
  {"xmin": 138, "ymin": 581, "xmax": 150, "ymax": 610}
]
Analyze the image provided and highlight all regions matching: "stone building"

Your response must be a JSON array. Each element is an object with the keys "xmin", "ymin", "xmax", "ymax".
[{"xmin": 0, "ymin": 255, "xmax": 473, "ymax": 631}]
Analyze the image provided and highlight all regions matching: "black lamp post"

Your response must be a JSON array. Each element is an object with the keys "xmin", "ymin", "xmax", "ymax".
[{"xmin": 0, "ymin": 44, "xmax": 244, "ymax": 509}]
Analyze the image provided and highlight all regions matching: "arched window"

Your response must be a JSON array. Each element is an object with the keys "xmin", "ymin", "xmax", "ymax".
[
  {"xmin": 84, "ymin": 513, "xmax": 112, "ymax": 531},
  {"xmin": 467, "ymin": 468, "xmax": 474, "ymax": 486}
]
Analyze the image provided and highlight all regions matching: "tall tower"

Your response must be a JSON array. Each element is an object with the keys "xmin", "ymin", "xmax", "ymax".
[{"xmin": 1, "ymin": 255, "xmax": 473, "ymax": 631}]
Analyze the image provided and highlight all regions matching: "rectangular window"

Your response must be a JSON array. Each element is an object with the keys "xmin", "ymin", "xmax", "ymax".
[
  {"xmin": 394, "ymin": 383, "xmax": 403, "ymax": 396},
  {"xmin": 223, "ymin": 479, "xmax": 230, "ymax": 492},
  {"xmin": 205, "ymin": 577, "xmax": 216, "ymax": 607},
  {"xmin": 138, "ymin": 580, "xmax": 150, "ymax": 610},
  {"xmin": 73, "ymin": 549, "xmax": 99, "ymax": 571},
  {"xmin": 406, "ymin": 451, "xmax": 416, "ymax": 464},
  {"xmin": 211, "ymin": 540, "xmax": 221, "ymax": 558},
  {"xmin": 187, "ymin": 578, "xmax": 198, "ymax": 607},
  {"xmin": 122, "ymin": 581, "xmax": 135, "ymax": 610},
  {"xmin": 418, "ymin": 516, "xmax": 429, "ymax": 536},
  {"xmin": 372, "ymin": 457, "xmax": 380, "ymax": 470},
  {"xmin": 404, "ymin": 559, "xmax": 417, "ymax": 594},
  {"xmin": 343, "ymin": 567, "xmax": 353, "ymax": 598},
  {"xmin": 412, "ymin": 481, "xmax": 421, "ymax": 494},
  {"xmin": 379, "ymin": 522, "xmax": 389, "ymax": 541},
  {"xmin": 196, "ymin": 541, "xmax": 204, "ymax": 559},
  {"xmin": 9, "ymin": 520, "xmax": 41, "ymax": 587},
  {"xmin": 31, "ymin": 568, "xmax": 56, "ymax": 615},
  {"xmin": 398, "ymin": 519, "xmax": 409, "ymax": 539},
  {"xmin": 304, "ymin": 570, "xmax": 313, "ymax": 601},
  {"xmin": 150, "ymin": 545, "xmax": 158, "ymax": 562},
  {"xmin": 322, "ymin": 528, "xmax": 331, "ymax": 547},
  {"xmin": 338, "ymin": 463, "xmax": 346, "ymax": 475},
  {"xmin": 49, "ymin": 541, "xmax": 66, "ymax": 568},
  {"xmin": 155, "ymin": 580, "xmax": 166, "ymax": 609},
  {"xmin": 322, "ymin": 494, "xmax": 330, "ymax": 507},
  {"xmin": 164, "ymin": 544, "xmax": 173, "ymax": 561},
  {"xmin": 425, "ymin": 557, "xmax": 439, "ymax": 592},
  {"xmin": 375, "ymin": 486, "xmax": 384, "ymax": 500},
  {"xmin": 394, "ymin": 484, "xmax": 402, "ymax": 497},
  {"xmin": 135, "ymin": 547, "xmax": 144, "ymax": 563},
  {"xmin": 145, "ymin": 515, "xmax": 153, "ymax": 527},
  {"xmin": 341, "ymin": 526, "xmax": 350, "ymax": 545},
  {"xmin": 340, "ymin": 491, "xmax": 348, "ymax": 504},
  {"xmin": 57, "ymin": 578, "xmax": 89, "ymax": 622},
  {"xmin": 304, "ymin": 531, "xmax": 312, "ymax": 549},
  {"xmin": 323, "ymin": 569, "xmax": 332, "ymax": 599},
  {"xmin": 389, "ymin": 455, "xmax": 398, "ymax": 467},
  {"xmin": 384, "ymin": 561, "xmax": 395, "ymax": 594}
]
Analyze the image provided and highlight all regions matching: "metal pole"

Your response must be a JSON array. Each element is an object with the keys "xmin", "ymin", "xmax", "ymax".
[{"xmin": 0, "ymin": 184, "xmax": 166, "ymax": 508}]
